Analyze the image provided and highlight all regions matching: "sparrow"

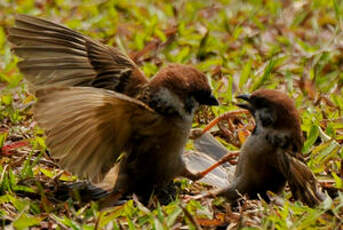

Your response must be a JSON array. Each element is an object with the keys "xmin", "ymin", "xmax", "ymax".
[
  {"xmin": 192, "ymin": 89, "xmax": 324, "ymax": 207},
  {"xmin": 8, "ymin": 15, "xmax": 219, "ymax": 200}
]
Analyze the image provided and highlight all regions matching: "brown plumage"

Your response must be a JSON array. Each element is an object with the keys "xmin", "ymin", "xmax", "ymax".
[
  {"xmin": 8, "ymin": 15, "xmax": 219, "ymax": 200},
  {"xmin": 8, "ymin": 14, "xmax": 146, "ymax": 96},
  {"xmin": 197, "ymin": 89, "xmax": 324, "ymax": 207}
]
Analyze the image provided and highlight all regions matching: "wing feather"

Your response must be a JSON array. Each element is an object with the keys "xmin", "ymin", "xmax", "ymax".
[
  {"xmin": 8, "ymin": 15, "xmax": 148, "ymax": 93},
  {"xmin": 34, "ymin": 87, "xmax": 159, "ymax": 183}
]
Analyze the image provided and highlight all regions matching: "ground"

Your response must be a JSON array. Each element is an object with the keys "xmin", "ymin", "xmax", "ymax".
[{"xmin": 0, "ymin": 0, "xmax": 342, "ymax": 229}]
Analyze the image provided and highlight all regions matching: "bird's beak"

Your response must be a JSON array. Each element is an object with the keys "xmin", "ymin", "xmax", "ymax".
[
  {"xmin": 236, "ymin": 94, "xmax": 254, "ymax": 111},
  {"xmin": 195, "ymin": 92, "xmax": 219, "ymax": 106},
  {"xmin": 204, "ymin": 94, "xmax": 219, "ymax": 106}
]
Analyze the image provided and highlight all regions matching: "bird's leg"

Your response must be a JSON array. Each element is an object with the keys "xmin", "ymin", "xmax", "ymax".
[
  {"xmin": 192, "ymin": 151, "xmax": 240, "ymax": 180},
  {"xmin": 184, "ymin": 184, "xmax": 241, "ymax": 203},
  {"xmin": 201, "ymin": 109, "xmax": 249, "ymax": 135},
  {"xmin": 181, "ymin": 167, "xmax": 204, "ymax": 181}
]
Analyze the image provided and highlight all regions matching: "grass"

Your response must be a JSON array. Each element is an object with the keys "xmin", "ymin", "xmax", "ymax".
[{"xmin": 0, "ymin": 0, "xmax": 342, "ymax": 229}]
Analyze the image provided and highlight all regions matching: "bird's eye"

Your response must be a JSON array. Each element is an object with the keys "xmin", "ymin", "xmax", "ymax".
[{"xmin": 253, "ymin": 97, "xmax": 268, "ymax": 109}]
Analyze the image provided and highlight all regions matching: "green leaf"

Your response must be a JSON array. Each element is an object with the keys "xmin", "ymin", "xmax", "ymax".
[
  {"xmin": 333, "ymin": 0, "xmax": 341, "ymax": 21},
  {"xmin": 303, "ymin": 124, "xmax": 319, "ymax": 153},
  {"xmin": 0, "ymin": 27, "xmax": 5, "ymax": 48},
  {"xmin": 13, "ymin": 213, "xmax": 44, "ymax": 230},
  {"xmin": 175, "ymin": 46, "xmax": 191, "ymax": 63},
  {"xmin": 332, "ymin": 172, "xmax": 343, "ymax": 189},
  {"xmin": 0, "ymin": 132, "xmax": 7, "ymax": 148},
  {"xmin": 166, "ymin": 206, "xmax": 182, "ymax": 227},
  {"xmin": 153, "ymin": 217, "xmax": 164, "ymax": 230},
  {"xmin": 226, "ymin": 75, "xmax": 233, "ymax": 102},
  {"xmin": 250, "ymin": 58, "xmax": 277, "ymax": 91},
  {"xmin": 127, "ymin": 217, "xmax": 136, "ymax": 230},
  {"xmin": 8, "ymin": 195, "xmax": 30, "ymax": 212},
  {"xmin": 1, "ymin": 95, "xmax": 12, "ymax": 105},
  {"xmin": 21, "ymin": 152, "xmax": 34, "ymax": 179},
  {"xmin": 39, "ymin": 168, "xmax": 54, "ymax": 178},
  {"xmin": 52, "ymin": 215, "xmax": 81, "ymax": 230},
  {"xmin": 13, "ymin": 185, "xmax": 35, "ymax": 194},
  {"xmin": 239, "ymin": 60, "xmax": 252, "ymax": 89}
]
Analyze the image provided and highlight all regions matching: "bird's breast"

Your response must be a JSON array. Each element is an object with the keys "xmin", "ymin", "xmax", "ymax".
[
  {"xmin": 241, "ymin": 133, "xmax": 275, "ymax": 158},
  {"xmin": 236, "ymin": 132, "xmax": 276, "ymax": 177},
  {"xmin": 125, "ymin": 118, "xmax": 191, "ymax": 189}
]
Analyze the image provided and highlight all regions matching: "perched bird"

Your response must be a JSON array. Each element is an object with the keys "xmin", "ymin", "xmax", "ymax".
[
  {"xmin": 8, "ymin": 15, "xmax": 219, "ymax": 201},
  {"xmin": 192, "ymin": 89, "xmax": 324, "ymax": 207}
]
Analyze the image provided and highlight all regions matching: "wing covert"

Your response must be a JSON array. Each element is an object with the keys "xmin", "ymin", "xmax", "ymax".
[{"xmin": 34, "ymin": 87, "xmax": 159, "ymax": 183}]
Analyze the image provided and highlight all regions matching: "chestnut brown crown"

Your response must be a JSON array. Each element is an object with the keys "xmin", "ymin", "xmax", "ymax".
[{"xmin": 149, "ymin": 64, "xmax": 218, "ymax": 107}]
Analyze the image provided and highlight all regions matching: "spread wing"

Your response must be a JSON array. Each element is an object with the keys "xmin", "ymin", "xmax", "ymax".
[
  {"xmin": 276, "ymin": 149, "xmax": 324, "ymax": 207},
  {"xmin": 34, "ymin": 87, "xmax": 160, "ymax": 183},
  {"xmin": 8, "ymin": 15, "xmax": 148, "ymax": 94},
  {"xmin": 183, "ymin": 130, "xmax": 235, "ymax": 188},
  {"xmin": 183, "ymin": 150, "xmax": 231, "ymax": 188},
  {"xmin": 192, "ymin": 130, "xmax": 230, "ymax": 161}
]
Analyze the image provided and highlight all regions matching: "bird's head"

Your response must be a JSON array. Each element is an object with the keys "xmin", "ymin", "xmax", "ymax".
[
  {"xmin": 236, "ymin": 89, "xmax": 303, "ymax": 147},
  {"xmin": 148, "ymin": 64, "xmax": 218, "ymax": 119}
]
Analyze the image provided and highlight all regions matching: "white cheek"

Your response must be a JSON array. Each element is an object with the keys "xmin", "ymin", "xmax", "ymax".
[
  {"xmin": 157, "ymin": 87, "xmax": 182, "ymax": 106},
  {"xmin": 156, "ymin": 87, "xmax": 186, "ymax": 115},
  {"xmin": 156, "ymin": 87, "xmax": 199, "ymax": 122}
]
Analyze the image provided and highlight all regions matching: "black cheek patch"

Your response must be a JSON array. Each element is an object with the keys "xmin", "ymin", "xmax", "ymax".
[
  {"xmin": 184, "ymin": 97, "xmax": 195, "ymax": 114},
  {"xmin": 149, "ymin": 96, "xmax": 179, "ymax": 116},
  {"xmin": 259, "ymin": 108, "xmax": 275, "ymax": 127},
  {"xmin": 265, "ymin": 133, "xmax": 292, "ymax": 150},
  {"xmin": 261, "ymin": 115, "xmax": 273, "ymax": 126}
]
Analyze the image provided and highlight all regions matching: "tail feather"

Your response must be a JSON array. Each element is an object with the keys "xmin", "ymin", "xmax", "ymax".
[
  {"xmin": 54, "ymin": 181, "xmax": 111, "ymax": 201},
  {"xmin": 277, "ymin": 149, "xmax": 325, "ymax": 207}
]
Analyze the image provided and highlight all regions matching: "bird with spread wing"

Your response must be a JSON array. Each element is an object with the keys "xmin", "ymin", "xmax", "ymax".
[{"xmin": 8, "ymin": 15, "xmax": 219, "ymax": 203}]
